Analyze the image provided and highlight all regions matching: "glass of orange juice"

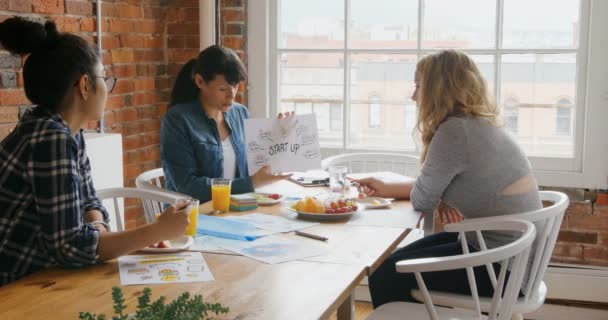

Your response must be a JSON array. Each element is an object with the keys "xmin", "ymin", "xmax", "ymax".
[
  {"xmin": 211, "ymin": 178, "xmax": 231, "ymax": 212},
  {"xmin": 184, "ymin": 199, "xmax": 199, "ymax": 237}
]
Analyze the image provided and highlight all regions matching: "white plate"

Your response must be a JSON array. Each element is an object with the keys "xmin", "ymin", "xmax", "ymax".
[
  {"xmin": 285, "ymin": 204, "xmax": 364, "ymax": 221},
  {"xmin": 138, "ymin": 235, "xmax": 194, "ymax": 253},
  {"xmin": 358, "ymin": 197, "xmax": 392, "ymax": 209},
  {"xmin": 248, "ymin": 193, "xmax": 285, "ymax": 205}
]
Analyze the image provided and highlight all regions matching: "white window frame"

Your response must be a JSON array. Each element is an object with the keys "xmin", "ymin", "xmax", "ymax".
[{"xmin": 248, "ymin": 0, "xmax": 608, "ymax": 189}]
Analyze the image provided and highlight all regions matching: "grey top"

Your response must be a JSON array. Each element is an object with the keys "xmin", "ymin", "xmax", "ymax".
[{"xmin": 411, "ymin": 116, "xmax": 542, "ymax": 250}]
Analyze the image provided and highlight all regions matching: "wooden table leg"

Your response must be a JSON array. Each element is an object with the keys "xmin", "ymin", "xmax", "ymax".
[{"xmin": 337, "ymin": 293, "xmax": 355, "ymax": 320}]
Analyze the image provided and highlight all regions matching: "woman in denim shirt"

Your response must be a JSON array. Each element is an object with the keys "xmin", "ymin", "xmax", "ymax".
[{"xmin": 161, "ymin": 45, "xmax": 290, "ymax": 202}]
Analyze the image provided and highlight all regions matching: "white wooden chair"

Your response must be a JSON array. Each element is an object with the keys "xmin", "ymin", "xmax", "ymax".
[
  {"xmin": 411, "ymin": 191, "xmax": 569, "ymax": 320},
  {"xmin": 322, "ymin": 153, "xmax": 421, "ymax": 178},
  {"xmin": 135, "ymin": 168, "xmax": 188, "ymax": 224},
  {"xmin": 97, "ymin": 187, "xmax": 185, "ymax": 231},
  {"xmin": 367, "ymin": 219, "xmax": 536, "ymax": 320}
]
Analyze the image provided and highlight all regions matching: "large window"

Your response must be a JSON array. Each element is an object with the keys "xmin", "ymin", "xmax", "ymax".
[{"xmin": 249, "ymin": 0, "xmax": 608, "ymax": 188}]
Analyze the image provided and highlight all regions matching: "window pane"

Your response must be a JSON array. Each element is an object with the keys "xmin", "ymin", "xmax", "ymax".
[
  {"xmin": 423, "ymin": 0, "xmax": 496, "ymax": 49},
  {"xmin": 350, "ymin": 0, "xmax": 418, "ymax": 49},
  {"xmin": 500, "ymin": 54, "xmax": 576, "ymax": 157},
  {"xmin": 279, "ymin": 53, "xmax": 344, "ymax": 147},
  {"xmin": 349, "ymin": 54, "xmax": 417, "ymax": 151},
  {"xmin": 279, "ymin": 0, "xmax": 344, "ymax": 49},
  {"xmin": 502, "ymin": 0, "xmax": 580, "ymax": 49}
]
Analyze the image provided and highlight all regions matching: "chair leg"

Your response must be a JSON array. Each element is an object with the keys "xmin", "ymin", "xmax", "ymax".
[{"xmin": 511, "ymin": 313, "xmax": 524, "ymax": 320}]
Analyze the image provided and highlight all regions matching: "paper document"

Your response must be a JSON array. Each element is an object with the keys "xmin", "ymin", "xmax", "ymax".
[
  {"xmin": 217, "ymin": 234, "xmax": 329, "ymax": 264},
  {"xmin": 226, "ymin": 213, "xmax": 319, "ymax": 233},
  {"xmin": 117, "ymin": 252, "xmax": 214, "ymax": 286},
  {"xmin": 197, "ymin": 215, "xmax": 278, "ymax": 241},
  {"xmin": 245, "ymin": 114, "xmax": 322, "ymax": 174}
]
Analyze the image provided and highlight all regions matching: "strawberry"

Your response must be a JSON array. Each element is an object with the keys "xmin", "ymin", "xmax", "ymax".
[
  {"xmin": 269, "ymin": 193, "xmax": 281, "ymax": 200},
  {"xmin": 157, "ymin": 240, "xmax": 171, "ymax": 248}
]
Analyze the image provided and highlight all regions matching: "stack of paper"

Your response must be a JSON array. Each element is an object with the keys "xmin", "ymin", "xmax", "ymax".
[{"xmin": 229, "ymin": 194, "xmax": 258, "ymax": 211}]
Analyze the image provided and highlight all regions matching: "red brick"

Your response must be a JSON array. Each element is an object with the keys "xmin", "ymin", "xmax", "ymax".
[
  {"xmin": 222, "ymin": 36, "xmax": 244, "ymax": 50},
  {"xmin": 142, "ymin": 132, "xmax": 160, "ymax": 145},
  {"xmin": 169, "ymin": 49, "xmax": 199, "ymax": 63},
  {"xmin": 0, "ymin": 106, "xmax": 19, "ymax": 122},
  {"xmin": 174, "ymin": 0, "xmax": 198, "ymax": 7},
  {"xmin": 134, "ymin": 78, "xmax": 156, "ymax": 91},
  {"xmin": 66, "ymin": 0, "xmax": 92, "ymax": 15},
  {"xmin": 121, "ymin": 122, "xmax": 145, "ymax": 136},
  {"xmin": 123, "ymin": 134, "xmax": 144, "ymax": 150},
  {"xmin": 137, "ymin": 105, "xmax": 159, "ymax": 119},
  {"xmin": 32, "ymin": 0, "xmax": 65, "ymax": 14},
  {"xmin": 143, "ymin": 7, "xmax": 162, "ymax": 19},
  {"xmin": 105, "ymin": 95, "xmax": 127, "ymax": 110},
  {"xmin": 112, "ymin": 80, "xmax": 135, "ymax": 95},
  {"xmin": 594, "ymin": 205, "xmax": 608, "ymax": 217},
  {"xmin": 557, "ymin": 230, "xmax": 598, "ymax": 244},
  {"xmin": 221, "ymin": 0, "xmax": 243, "ymax": 8},
  {"xmin": 133, "ymin": 21, "xmax": 162, "ymax": 34},
  {"xmin": 125, "ymin": 205, "xmax": 144, "ymax": 223},
  {"xmin": 0, "ymin": 90, "xmax": 30, "ymax": 105},
  {"xmin": 54, "ymin": 16, "xmax": 80, "ymax": 33},
  {"xmin": 221, "ymin": 9, "xmax": 244, "ymax": 22},
  {"xmin": 145, "ymin": 37, "xmax": 163, "ymax": 49},
  {"xmin": 80, "ymin": 17, "xmax": 96, "ymax": 32},
  {"xmin": 125, "ymin": 163, "xmax": 143, "ymax": 180},
  {"xmin": 142, "ymin": 119, "xmax": 160, "ymax": 132},
  {"xmin": 566, "ymin": 201, "xmax": 593, "ymax": 216},
  {"xmin": 584, "ymin": 246, "xmax": 608, "ymax": 262},
  {"xmin": 167, "ymin": 23, "xmax": 199, "ymax": 35},
  {"xmin": 110, "ymin": 50, "xmax": 135, "ymax": 64},
  {"xmin": 9, "ymin": 0, "xmax": 32, "ymax": 12},
  {"xmin": 112, "ymin": 65, "xmax": 137, "ymax": 78},
  {"xmin": 119, "ymin": 34, "xmax": 145, "ymax": 48},
  {"xmin": 168, "ymin": 36, "xmax": 185, "ymax": 48},
  {"xmin": 124, "ymin": 198, "xmax": 141, "ymax": 208},
  {"xmin": 569, "ymin": 214, "xmax": 608, "ymax": 231},
  {"xmin": 552, "ymin": 242, "xmax": 584, "ymax": 260},
  {"xmin": 114, "ymin": 108, "xmax": 138, "ymax": 122},
  {"xmin": 107, "ymin": 19, "xmax": 133, "ymax": 33}
]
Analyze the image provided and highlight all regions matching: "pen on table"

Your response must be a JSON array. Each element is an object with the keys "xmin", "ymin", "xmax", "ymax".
[{"xmin": 295, "ymin": 230, "xmax": 328, "ymax": 242}]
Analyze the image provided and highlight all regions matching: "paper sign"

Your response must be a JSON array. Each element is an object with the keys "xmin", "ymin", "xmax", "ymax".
[
  {"xmin": 117, "ymin": 252, "xmax": 214, "ymax": 286},
  {"xmin": 244, "ymin": 114, "xmax": 322, "ymax": 174}
]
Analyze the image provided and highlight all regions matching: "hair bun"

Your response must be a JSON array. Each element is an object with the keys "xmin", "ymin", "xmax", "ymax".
[{"xmin": 0, "ymin": 16, "xmax": 57, "ymax": 55}]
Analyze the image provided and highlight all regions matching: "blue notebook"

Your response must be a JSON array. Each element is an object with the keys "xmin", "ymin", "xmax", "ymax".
[{"xmin": 197, "ymin": 215, "xmax": 274, "ymax": 241}]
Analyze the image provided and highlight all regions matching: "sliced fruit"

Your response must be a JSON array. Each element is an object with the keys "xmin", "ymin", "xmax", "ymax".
[{"xmin": 157, "ymin": 240, "xmax": 171, "ymax": 248}]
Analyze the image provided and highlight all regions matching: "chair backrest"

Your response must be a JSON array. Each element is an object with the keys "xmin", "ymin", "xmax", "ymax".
[
  {"xmin": 322, "ymin": 153, "xmax": 421, "ymax": 178},
  {"xmin": 135, "ymin": 168, "xmax": 188, "ymax": 223},
  {"xmin": 397, "ymin": 219, "xmax": 536, "ymax": 320},
  {"xmin": 97, "ymin": 187, "xmax": 186, "ymax": 231},
  {"xmin": 467, "ymin": 191, "xmax": 569, "ymax": 303}
]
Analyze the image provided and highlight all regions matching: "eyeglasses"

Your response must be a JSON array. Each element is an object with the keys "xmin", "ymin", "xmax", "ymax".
[{"xmin": 96, "ymin": 76, "xmax": 117, "ymax": 93}]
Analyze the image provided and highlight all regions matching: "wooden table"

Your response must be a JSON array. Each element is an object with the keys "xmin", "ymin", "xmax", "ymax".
[
  {"xmin": 0, "ymin": 254, "xmax": 364, "ymax": 320},
  {"xmin": 0, "ymin": 179, "xmax": 422, "ymax": 320}
]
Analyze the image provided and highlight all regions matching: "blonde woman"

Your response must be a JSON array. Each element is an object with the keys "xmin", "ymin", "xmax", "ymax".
[{"xmin": 356, "ymin": 50, "xmax": 541, "ymax": 308}]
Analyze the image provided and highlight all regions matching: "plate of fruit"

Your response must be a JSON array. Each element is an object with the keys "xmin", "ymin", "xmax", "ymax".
[
  {"xmin": 286, "ymin": 197, "xmax": 363, "ymax": 221},
  {"xmin": 139, "ymin": 235, "xmax": 194, "ymax": 253},
  {"xmin": 248, "ymin": 192, "xmax": 284, "ymax": 205}
]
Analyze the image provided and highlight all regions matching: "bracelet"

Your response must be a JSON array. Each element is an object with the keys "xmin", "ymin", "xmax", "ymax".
[{"xmin": 90, "ymin": 221, "xmax": 111, "ymax": 232}]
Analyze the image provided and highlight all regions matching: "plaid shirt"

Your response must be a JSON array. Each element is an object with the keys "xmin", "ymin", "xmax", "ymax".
[{"xmin": 0, "ymin": 107, "xmax": 109, "ymax": 286}]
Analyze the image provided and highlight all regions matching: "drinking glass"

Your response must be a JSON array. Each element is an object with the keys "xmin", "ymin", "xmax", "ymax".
[{"xmin": 211, "ymin": 178, "xmax": 232, "ymax": 212}]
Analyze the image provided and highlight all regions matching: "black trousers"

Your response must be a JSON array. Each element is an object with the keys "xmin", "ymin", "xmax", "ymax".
[{"xmin": 369, "ymin": 231, "xmax": 505, "ymax": 309}]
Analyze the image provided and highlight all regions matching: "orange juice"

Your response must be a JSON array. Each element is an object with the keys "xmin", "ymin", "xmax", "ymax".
[
  {"xmin": 185, "ymin": 200, "xmax": 199, "ymax": 236},
  {"xmin": 212, "ymin": 185, "xmax": 231, "ymax": 212}
]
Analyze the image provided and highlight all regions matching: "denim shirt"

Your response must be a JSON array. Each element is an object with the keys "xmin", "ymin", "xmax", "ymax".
[{"xmin": 160, "ymin": 99, "xmax": 253, "ymax": 202}]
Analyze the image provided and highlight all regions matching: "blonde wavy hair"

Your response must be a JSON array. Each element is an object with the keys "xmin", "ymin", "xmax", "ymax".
[{"xmin": 415, "ymin": 50, "xmax": 499, "ymax": 161}]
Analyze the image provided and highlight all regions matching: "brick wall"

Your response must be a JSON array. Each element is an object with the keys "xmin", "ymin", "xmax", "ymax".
[{"xmin": 0, "ymin": 0, "xmax": 248, "ymax": 229}]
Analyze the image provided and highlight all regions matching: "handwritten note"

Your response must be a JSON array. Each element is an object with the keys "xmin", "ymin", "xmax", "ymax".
[{"xmin": 244, "ymin": 114, "xmax": 322, "ymax": 174}]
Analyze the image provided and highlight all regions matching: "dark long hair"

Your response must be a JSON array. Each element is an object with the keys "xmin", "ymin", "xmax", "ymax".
[
  {"xmin": 170, "ymin": 45, "xmax": 247, "ymax": 107},
  {"xmin": 0, "ymin": 17, "xmax": 100, "ymax": 113}
]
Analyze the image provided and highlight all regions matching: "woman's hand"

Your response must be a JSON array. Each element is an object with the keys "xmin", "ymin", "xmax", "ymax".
[
  {"xmin": 352, "ymin": 177, "xmax": 388, "ymax": 197},
  {"xmin": 436, "ymin": 201, "xmax": 464, "ymax": 224},
  {"xmin": 252, "ymin": 165, "xmax": 292, "ymax": 188},
  {"xmin": 155, "ymin": 202, "xmax": 190, "ymax": 240}
]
